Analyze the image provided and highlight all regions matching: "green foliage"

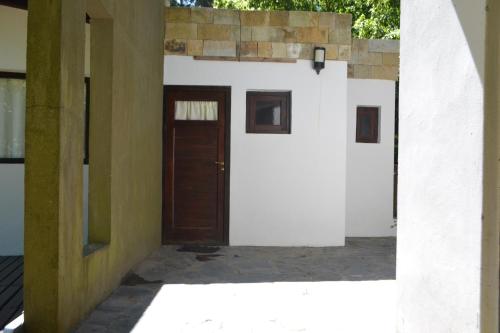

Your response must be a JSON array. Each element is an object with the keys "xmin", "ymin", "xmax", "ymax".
[
  {"xmin": 172, "ymin": 0, "xmax": 215, "ymax": 8},
  {"xmin": 211, "ymin": 0, "xmax": 249, "ymax": 9},
  {"xmin": 210, "ymin": 0, "xmax": 400, "ymax": 39}
]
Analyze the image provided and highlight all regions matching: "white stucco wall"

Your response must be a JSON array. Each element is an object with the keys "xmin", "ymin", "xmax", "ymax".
[
  {"xmin": 397, "ymin": 0, "xmax": 486, "ymax": 332},
  {"xmin": 0, "ymin": 6, "xmax": 27, "ymax": 255},
  {"xmin": 0, "ymin": 6, "xmax": 26, "ymax": 72},
  {"xmin": 165, "ymin": 56, "xmax": 347, "ymax": 246},
  {"xmin": 346, "ymin": 79, "xmax": 395, "ymax": 237},
  {"xmin": 0, "ymin": 5, "xmax": 90, "ymax": 255},
  {"xmin": 0, "ymin": 165, "xmax": 88, "ymax": 255},
  {"xmin": 0, "ymin": 6, "xmax": 90, "ymax": 74},
  {"xmin": 0, "ymin": 165, "xmax": 24, "ymax": 255}
]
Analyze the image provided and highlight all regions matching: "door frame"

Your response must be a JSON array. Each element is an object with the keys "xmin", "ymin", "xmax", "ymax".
[{"xmin": 162, "ymin": 85, "xmax": 231, "ymax": 245}]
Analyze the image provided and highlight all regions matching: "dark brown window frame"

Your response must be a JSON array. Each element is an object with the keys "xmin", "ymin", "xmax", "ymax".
[
  {"xmin": 0, "ymin": 1, "xmax": 92, "ymax": 22},
  {"xmin": 246, "ymin": 91, "xmax": 291, "ymax": 134},
  {"xmin": 356, "ymin": 106, "xmax": 380, "ymax": 143},
  {"xmin": 0, "ymin": 0, "xmax": 27, "ymax": 10},
  {"xmin": 0, "ymin": 71, "xmax": 90, "ymax": 164}
]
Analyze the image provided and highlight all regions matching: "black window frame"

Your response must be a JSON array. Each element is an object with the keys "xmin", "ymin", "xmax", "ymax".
[
  {"xmin": 0, "ymin": 71, "xmax": 25, "ymax": 163},
  {"xmin": 84, "ymin": 77, "xmax": 90, "ymax": 165},
  {"xmin": 0, "ymin": 71, "xmax": 90, "ymax": 164}
]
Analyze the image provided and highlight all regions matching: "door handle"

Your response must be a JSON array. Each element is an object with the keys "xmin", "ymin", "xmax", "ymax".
[{"xmin": 215, "ymin": 161, "xmax": 225, "ymax": 172}]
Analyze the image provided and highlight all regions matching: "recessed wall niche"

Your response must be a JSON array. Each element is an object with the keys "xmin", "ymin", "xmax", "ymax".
[{"xmin": 86, "ymin": 0, "xmax": 114, "ymax": 250}]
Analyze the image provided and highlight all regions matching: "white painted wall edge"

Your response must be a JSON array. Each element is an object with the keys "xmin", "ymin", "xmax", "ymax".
[{"xmin": 346, "ymin": 79, "xmax": 396, "ymax": 237}]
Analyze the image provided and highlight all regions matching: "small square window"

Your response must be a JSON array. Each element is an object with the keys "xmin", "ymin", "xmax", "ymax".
[
  {"xmin": 356, "ymin": 106, "xmax": 379, "ymax": 143},
  {"xmin": 246, "ymin": 91, "xmax": 291, "ymax": 134}
]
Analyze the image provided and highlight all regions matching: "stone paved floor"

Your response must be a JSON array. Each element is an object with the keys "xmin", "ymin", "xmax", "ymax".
[{"xmin": 75, "ymin": 238, "xmax": 396, "ymax": 333}]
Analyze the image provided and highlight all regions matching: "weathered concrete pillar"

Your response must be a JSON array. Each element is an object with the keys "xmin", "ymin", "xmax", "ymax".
[
  {"xmin": 24, "ymin": 0, "xmax": 86, "ymax": 331},
  {"xmin": 24, "ymin": 0, "xmax": 164, "ymax": 330},
  {"xmin": 481, "ymin": 0, "xmax": 500, "ymax": 331}
]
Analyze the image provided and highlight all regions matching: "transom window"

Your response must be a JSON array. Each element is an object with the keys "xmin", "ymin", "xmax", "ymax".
[{"xmin": 174, "ymin": 101, "xmax": 218, "ymax": 121}]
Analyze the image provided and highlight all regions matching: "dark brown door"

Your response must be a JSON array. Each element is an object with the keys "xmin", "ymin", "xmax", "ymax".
[{"xmin": 163, "ymin": 86, "xmax": 230, "ymax": 244}]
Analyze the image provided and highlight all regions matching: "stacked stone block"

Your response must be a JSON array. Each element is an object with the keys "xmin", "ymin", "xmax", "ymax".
[
  {"xmin": 165, "ymin": 7, "xmax": 352, "ymax": 61},
  {"xmin": 164, "ymin": 7, "xmax": 399, "ymax": 81},
  {"xmin": 348, "ymin": 39, "xmax": 399, "ymax": 80}
]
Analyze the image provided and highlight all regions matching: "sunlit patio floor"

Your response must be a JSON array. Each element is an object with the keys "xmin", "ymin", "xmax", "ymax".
[{"xmin": 75, "ymin": 238, "xmax": 396, "ymax": 333}]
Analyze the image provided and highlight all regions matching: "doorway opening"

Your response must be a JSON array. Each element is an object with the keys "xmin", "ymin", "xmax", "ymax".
[{"xmin": 163, "ymin": 86, "xmax": 231, "ymax": 245}]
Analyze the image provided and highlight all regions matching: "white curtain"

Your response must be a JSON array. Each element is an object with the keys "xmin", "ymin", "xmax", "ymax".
[
  {"xmin": 0, "ymin": 78, "xmax": 25, "ymax": 158},
  {"xmin": 175, "ymin": 101, "xmax": 218, "ymax": 121}
]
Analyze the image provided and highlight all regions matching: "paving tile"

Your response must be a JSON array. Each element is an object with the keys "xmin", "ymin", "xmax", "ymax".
[{"xmin": 76, "ymin": 238, "xmax": 396, "ymax": 331}]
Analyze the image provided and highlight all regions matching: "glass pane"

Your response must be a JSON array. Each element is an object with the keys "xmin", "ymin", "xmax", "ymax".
[
  {"xmin": 360, "ymin": 115, "xmax": 372, "ymax": 137},
  {"xmin": 84, "ymin": 80, "xmax": 89, "ymax": 162},
  {"xmin": 0, "ymin": 78, "xmax": 26, "ymax": 158},
  {"xmin": 175, "ymin": 101, "xmax": 218, "ymax": 121},
  {"xmin": 255, "ymin": 101, "xmax": 281, "ymax": 126}
]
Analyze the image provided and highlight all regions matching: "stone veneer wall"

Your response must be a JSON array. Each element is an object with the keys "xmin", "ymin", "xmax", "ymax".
[
  {"xmin": 164, "ymin": 7, "xmax": 399, "ymax": 81},
  {"xmin": 348, "ymin": 39, "xmax": 399, "ymax": 80},
  {"xmin": 165, "ymin": 7, "xmax": 352, "ymax": 61}
]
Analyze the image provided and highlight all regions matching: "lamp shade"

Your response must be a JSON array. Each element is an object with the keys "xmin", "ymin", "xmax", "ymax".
[{"xmin": 313, "ymin": 47, "xmax": 326, "ymax": 74}]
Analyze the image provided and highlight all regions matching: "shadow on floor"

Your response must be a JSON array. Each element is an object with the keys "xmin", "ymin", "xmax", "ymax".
[
  {"xmin": 75, "ymin": 238, "xmax": 396, "ymax": 332},
  {"xmin": 0, "ymin": 256, "xmax": 23, "ymax": 331}
]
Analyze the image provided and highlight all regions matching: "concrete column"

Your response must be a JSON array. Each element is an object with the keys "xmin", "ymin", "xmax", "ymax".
[
  {"xmin": 398, "ymin": 0, "xmax": 499, "ymax": 332},
  {"xmin": 482, "ymin": 0, "xmax": 500, "ymax": 331},
  {"xmin": 24, "ymin": 0, "xmax": 85, "ymax": 331}
]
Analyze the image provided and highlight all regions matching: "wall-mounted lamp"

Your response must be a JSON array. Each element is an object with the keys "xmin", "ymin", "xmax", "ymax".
[{"xmin": 313, "ymin": 46, "xmax": 326, "ymax": 74}]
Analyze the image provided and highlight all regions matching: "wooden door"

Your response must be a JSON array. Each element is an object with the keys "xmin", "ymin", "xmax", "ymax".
[{"xmin": 163, "ymin": 86, "xmax": 230, "ymax": 244}]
